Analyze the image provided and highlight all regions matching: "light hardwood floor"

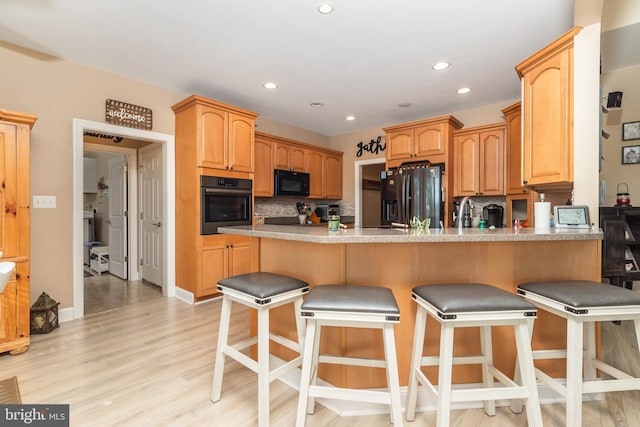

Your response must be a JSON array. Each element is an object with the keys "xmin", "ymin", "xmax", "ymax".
[{"xmin": 1, "ymin": 284, "xmax": 639, "ymax": 426}]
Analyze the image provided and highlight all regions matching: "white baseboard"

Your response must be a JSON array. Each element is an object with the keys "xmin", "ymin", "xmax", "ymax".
[
  {"xmin": 59, "ymin": 307, "xmax": 75, "ymax": 323},
  {"xmin": 174, "ymin": 286, "xmax": 194, "ymax": 304}
]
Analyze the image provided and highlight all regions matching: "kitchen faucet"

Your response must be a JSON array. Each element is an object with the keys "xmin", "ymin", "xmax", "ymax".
[{"xmin": 457, "ymin": 196, "xmax": 473, "ymax": 229}]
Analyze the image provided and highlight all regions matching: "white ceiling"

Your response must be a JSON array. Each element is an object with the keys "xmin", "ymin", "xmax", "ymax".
[{"xmin": 0, "ymin": 0, "xmax": 623, "ymax": 137}]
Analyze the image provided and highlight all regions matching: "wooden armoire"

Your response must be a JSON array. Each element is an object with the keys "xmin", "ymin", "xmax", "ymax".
[{"xmin": 0, "ymin": 108, "xmax": 37, "ymax": 355}]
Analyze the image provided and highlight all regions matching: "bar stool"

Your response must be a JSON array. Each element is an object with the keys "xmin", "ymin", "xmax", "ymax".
[
  {"xmin": 405, "ymin": 283, "xmax": 543, "ymax": 427},
  {"xmin": 295, "ymin": 285, "xmax": 402, "ymax": 427},
  {"xmin": 516, "ymin": 280, "xmax": 640, "ymax": 427},
  {"xmin": 211, "ymin": 272, "xmax": 309, "ymax": 427}
]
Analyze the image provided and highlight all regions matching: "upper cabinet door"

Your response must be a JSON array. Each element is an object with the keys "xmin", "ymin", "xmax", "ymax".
[
  {"xmin": 199, "ymin": 107, "xmax": 228, "ymax": 169},
  {"xmin": 324, "ymin": 154, "xmax": 342, "ymax": 200},
  {"xmin": 503, "ymin": 103, "xmax": 527, "ymax": 195},
  {"xmin": 454, "ymin": 133, "xmax": 480, "ymax": 196},
  {"xmin": 386, "ymin": 129, "xmax": 414, "ymax": 161},
  {"xmin": 479, "ymin": 129, "xmax": 505, "ymax": 196},
  {"xmin": 307, "ymin": 150, "xmax": 324, "ymax": 199},
  {"xmin": 414, "ymin": 123, "xmax": 446, "ymax": 158},
  {"xmin": 517, "ymin": 28, "xmax": 578, "ymax": 189},
  {"xmin": 228, "ymin": 113, "xmax": 254, "ymax": 172},
  {"xmin": 254, "ymin": 137, "xmax": 274, "ymax": 197},
  {"xmin": 290, "ymin": 146, "xmax": 307, "ymax": 172},
  {"xmin": 274, "ymin": 143, "xmax": 291, "ymax": 170}
]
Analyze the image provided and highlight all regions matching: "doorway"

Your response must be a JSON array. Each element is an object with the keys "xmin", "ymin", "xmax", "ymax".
[
  {"xmin": 73, "ymin": 119, "xmax": 175, "ymax": 319},
  {"xmin": 354, "ymin": 158, "xmax": 386, "ymax": 228}
]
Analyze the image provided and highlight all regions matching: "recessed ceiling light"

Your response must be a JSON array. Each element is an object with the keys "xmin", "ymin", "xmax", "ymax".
[
  {"xmin": 317, "ymin": 3, "xmax": 334, "ymax": 14},
  {"xmin": 397, "ymin": 102, "xmax": 413, "ymax": 108},
  {"xmin": 310, "ymin": 102, "xmax": 324, "ymax": 108},
  {"xmin": 346, "ymin": 115, "xmax": 355, "ymax": 121},
  {"xmin": 457, "ymin": 87, "xmax": 471, "ymax": 94},
  {"xmin": 432, "ymin": 61, "xmax": 450, "ymax": 71},
  {"xmin": 263, "ymin": 82, "xmax": 278, "ymax": 89}
]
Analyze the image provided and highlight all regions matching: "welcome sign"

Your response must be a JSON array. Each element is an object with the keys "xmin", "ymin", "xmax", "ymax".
[{"xmin": 105, "ymin": 99, "xmax": 152, "ymax": 130}]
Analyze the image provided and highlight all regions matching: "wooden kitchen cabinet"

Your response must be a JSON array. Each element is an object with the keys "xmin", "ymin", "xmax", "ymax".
[
  {"xmin": 274, "ymin": 142, "xmax": 306, "ymax": 172},
  {"xmin": 254, "ymin": 131, "xmax": 343, "ymax": 200},
  {"xmin": 502, "ymin": 102, "xmax": 529, "ymax": 195},
  {"xmin": 254, "ymin": 135, "xmax": 274, "ymax": 197},
  {"xmin": 516, "ymin": 28, "xmax": 580, "ymax": 190},
  {"xmin": 172, "ymin": 95, "xmax": 258, "ymax": 173},
  {"xmin": 383, "ymin": 115, "xmax": 463, "ymax": 168},
  {"xmin": 307, "ymin": 149, "xmax": 343, "ymax": 200},
  {"xmin": 0, "ymin": 108, "xmax": 36, "ymax": 355},
  {"xmin": 199, "ymin": 234, "xmax": 256, "ymax": 297},
  {"xmin": 172, "ymin": 95, "xmax": 259, "ymax": 301},
  {"xmin": 453, "ymin": 124, "xmax": 505, "ymax": 197}
]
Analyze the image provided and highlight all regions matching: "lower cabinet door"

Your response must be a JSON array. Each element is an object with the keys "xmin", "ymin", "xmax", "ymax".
[{"xmin": 200, "ymin": 245, "xmax": 228, "ymax": 297}]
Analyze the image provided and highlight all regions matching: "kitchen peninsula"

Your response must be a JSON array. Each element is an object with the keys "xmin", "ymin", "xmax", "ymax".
[{"xmin": 219, "ymin": 225, "xmax": 602, "ymax": 389}]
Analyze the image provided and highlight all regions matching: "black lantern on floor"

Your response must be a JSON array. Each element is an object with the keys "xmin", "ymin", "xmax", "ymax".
[{"xmin": 30, "ymin": 292, "xmax": 60, "ymax": 334}]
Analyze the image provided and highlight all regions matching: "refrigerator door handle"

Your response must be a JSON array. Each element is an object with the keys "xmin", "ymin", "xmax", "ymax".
[{"xmin": 404, "ymin": 173, "xmax": 411, "ymax": 223}]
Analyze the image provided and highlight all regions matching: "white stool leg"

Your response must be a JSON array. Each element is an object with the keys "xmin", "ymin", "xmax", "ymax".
[
  {"xmin": 583, "ymin": 321, "xmax": 597, "ymax": 381},
  {"xmin": 514, "ymin": 320, "xmax": 543, "ymax": 427},
  {"xmin": 511, "ymin": 316, "xmax": 534, "ymax": 414},
  {"xmin": 296, "ymin": 319, "xmax": 318, "ymax": 427},
  {"xmin": 306, "ymin": 323, "xmax": 322, "ymax": 414},
  {"xmin": 480, "ymin": 325, "xmax": 496, "ymax": 416},
  {"xmin": 382, "ymin": 323, "xmax": 403, "ymax": 426},
  {"xmin": 405, "ymin": 305, "xmax": 427, "ymax": 421},
  {"xmin": 294, "ymin": 298, "xmax": 306, "ymax": 357},
  {"xmin": 211, "ymin": 295, "xmax": 232, "ymax": 402},
  {"xmin": 257, "ymin": 306, "xmax": 270, "ymax": 427},
  {"xmin": 566, "ymin": 316, "xmax": 584, "ymax": 427},
  {"xmin": 436, "ymin": 322, "xmax": 455, "ymax": 427}
]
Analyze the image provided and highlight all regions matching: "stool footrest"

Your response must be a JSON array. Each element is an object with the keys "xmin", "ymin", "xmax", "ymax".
[
  {"xmin": 318, "ymin": 354, "xmax": 387, "ymax": 369},
  {"xmin": 583, "ymin": 378, "xmax": 640, "ymax": 393},
  {"xmin": 308, "ymin": 385, "xmax": 393, "ymax": 405},
  {"xmin": 269, "ymin": 333, "xmax": 301, "ymax": 354},
  {"xmin": 421, "ymin": 354, "xmax": 488, "ymax": 366}
]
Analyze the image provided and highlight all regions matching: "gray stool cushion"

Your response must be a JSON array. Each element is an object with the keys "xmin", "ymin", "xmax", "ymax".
[
  {"xmin": 218, "ymin": 272, "xmax": 308, "ymax": 299},
  {"xmin": 518, "ymin": 280, "xmax": 640, "ymax": 308},
  {"xmin": 413, "ymin": 283, "xmax": 536, "ymax": 313},
  {"xmin": 301, "ymin": 285, "xmax": 399, "ymax": 316}
]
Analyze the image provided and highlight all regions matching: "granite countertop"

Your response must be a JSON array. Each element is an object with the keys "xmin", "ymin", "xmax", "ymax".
[{"xmin": 218, "ymin": 224, "xmax": 603, "ymax": 244}]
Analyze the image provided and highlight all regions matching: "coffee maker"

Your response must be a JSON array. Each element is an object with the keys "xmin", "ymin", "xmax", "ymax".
[{"xmin": 483, "ymin": 204, "xmax": 504, "ymax": 228}]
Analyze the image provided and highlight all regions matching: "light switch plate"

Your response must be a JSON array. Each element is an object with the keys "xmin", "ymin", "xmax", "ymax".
[{"xmin": 33, "ymin": 195, "xmax": 57, "ymax": 208}]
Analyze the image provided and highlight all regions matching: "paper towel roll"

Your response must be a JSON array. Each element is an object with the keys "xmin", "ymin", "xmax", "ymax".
[{"xmin": 535, "ymin": 202, "xmax": 551, "ymax": 232}]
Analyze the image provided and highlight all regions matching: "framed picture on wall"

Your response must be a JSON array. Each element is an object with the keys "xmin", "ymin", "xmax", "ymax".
[
  {"xmin": 622, "ymin": 121, "xmax": 640, "ymax": 141},
  {"xmin": 622, "ymin": 145, "xmax": 640, "ymax": 164}
]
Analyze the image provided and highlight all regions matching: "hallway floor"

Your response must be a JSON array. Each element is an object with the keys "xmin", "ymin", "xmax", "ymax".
[{"xmin": 83, "ymin": 273, "xmax": 162, "ymax": 316}]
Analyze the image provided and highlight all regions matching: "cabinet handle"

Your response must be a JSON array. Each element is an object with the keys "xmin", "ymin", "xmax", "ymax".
[{"xmin": 523, "ymin": 180, "xmax": 528, "ymax": 185}]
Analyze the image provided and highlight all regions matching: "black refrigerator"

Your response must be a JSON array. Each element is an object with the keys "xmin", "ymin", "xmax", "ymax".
[{"xmin": 381, "ymin": 163, "xmax": 444, "ymax": 228}]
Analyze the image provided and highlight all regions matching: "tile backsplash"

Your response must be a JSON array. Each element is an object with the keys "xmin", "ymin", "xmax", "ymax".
[{"xmin": 254, "ymin": 197, "xmax": 353, "ymax": 218}]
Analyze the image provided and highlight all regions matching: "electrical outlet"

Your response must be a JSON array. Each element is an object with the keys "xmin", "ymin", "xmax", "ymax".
[{"xmin": 33, "ymin": 195, "xmax": 57, "ymax": 208}]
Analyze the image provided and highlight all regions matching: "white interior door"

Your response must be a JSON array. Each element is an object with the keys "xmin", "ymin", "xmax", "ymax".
[
  {"xmin": 140, "ymin": 146, "xmax": 163, "ymax": 286},
  {"xmin": 108, "ymin": 155, "xmax": 128, "ymax": 279}
]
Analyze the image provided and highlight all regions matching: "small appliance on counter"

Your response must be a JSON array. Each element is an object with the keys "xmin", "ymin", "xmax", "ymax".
[
  {"xmin": 328, "ymin": 204, "xmax": 340, "ymax": 217},
  {"xmin": 315, "ymin": 204, "xmax": 329, "ymax": 221},
  {"xmin": 483, "ymin": 204, "xmax": 504, "ymax": 228}
]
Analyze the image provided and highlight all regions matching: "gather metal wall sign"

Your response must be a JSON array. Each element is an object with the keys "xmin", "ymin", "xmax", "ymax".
[{"xmin": 105, "ymin": 99, "xmax": 152, "ymax": 130}]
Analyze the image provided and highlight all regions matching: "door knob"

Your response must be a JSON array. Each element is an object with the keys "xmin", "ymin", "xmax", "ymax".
[{"xmin": 153, "ymin": 222, "xmax": 162, "ymax": 227}]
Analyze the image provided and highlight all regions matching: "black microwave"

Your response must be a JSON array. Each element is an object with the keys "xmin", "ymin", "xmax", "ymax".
[{"xmin": 274, "ymin": 169, "xmax": 310, "ymax": 196}]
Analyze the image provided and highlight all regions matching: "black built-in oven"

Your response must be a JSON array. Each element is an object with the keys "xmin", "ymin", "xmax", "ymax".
[{"xmin": 200, "ymin": 175, "xmax": 252, "ymax": 234}]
